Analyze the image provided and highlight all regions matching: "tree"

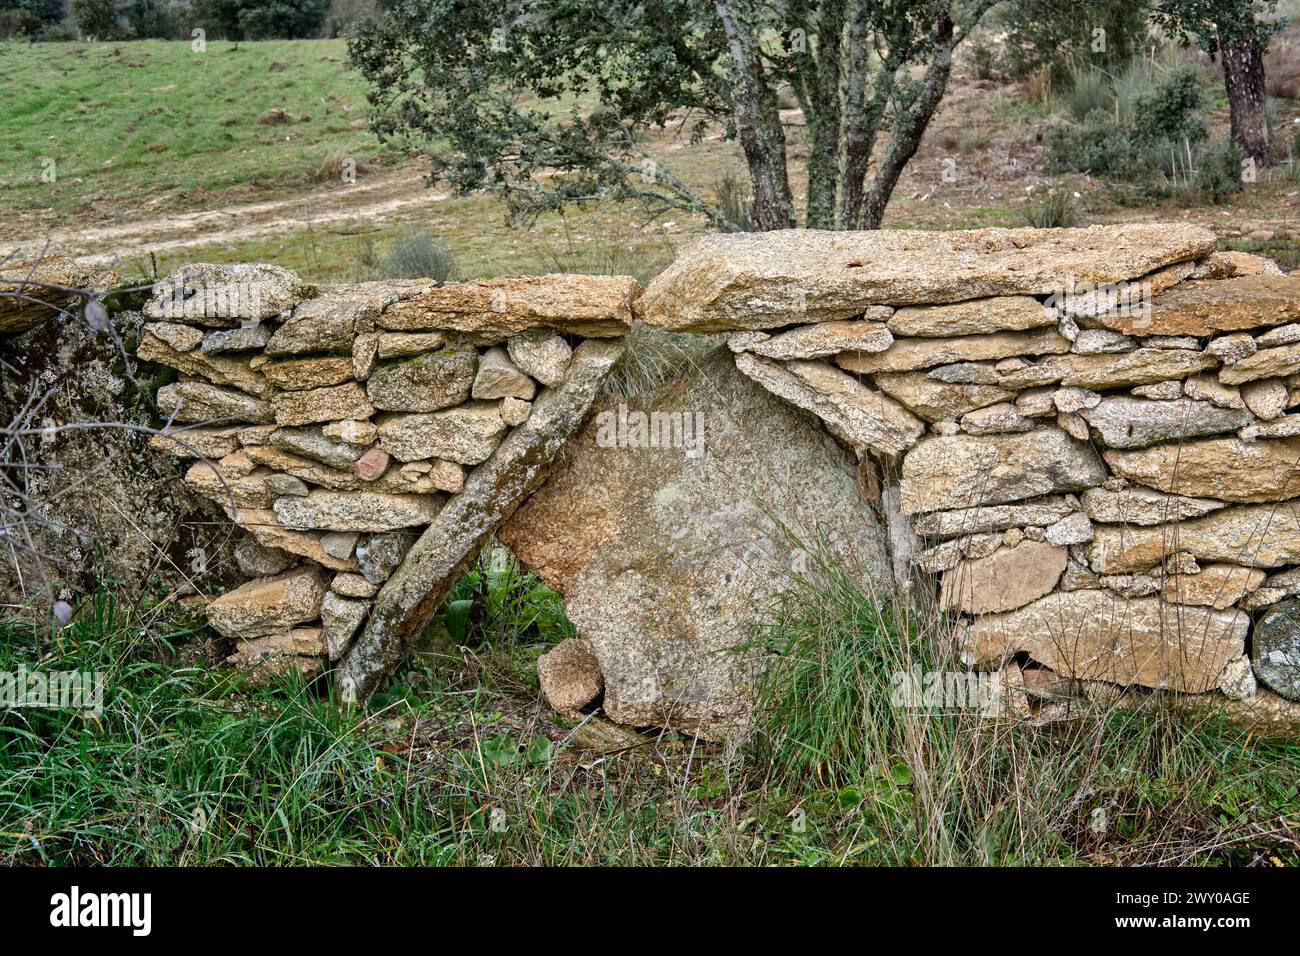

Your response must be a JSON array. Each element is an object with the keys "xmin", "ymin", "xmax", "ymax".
[
  {"xmin": 193, "ymin": 0, "xmax": 329, "ymax": 39},
  {"xmin": 1154, "ymin": 0, "xmax": 1286, "ymax": 166},
  {"xmin": 348, "ymin": 0, "xmax": 996, "ymax": 232}
]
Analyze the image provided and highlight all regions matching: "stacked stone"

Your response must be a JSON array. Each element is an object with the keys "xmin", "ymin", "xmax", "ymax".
[
  {"xmin": 637, "ymin": 224, "xmax": 1300, "ymax": 707},
  {"xmin": 143, "ymin": 263, "xmax": 635, "ymax": 678}
]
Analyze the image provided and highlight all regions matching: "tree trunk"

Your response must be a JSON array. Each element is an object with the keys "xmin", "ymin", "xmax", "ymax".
[
  {"xmin": 715, "ymin": 0, "xmax": 797, "ymax": 230},
  {"xmin": 1218, "ymin": 27, "xmax": 1271, "ymax": 167},
  {"xmin": 803, "ymin": 0, "xmax": 846, "ymax": 230}
]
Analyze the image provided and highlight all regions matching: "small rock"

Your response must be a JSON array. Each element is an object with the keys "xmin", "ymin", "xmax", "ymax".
[
  {"xmin": 500, "ymin": 396, "xmax": 532, "ymax": 426},
  {"xmin": 321, "ymin": 530, "xmax": 360, "ymax": 560},
  {"xmin": 1241, "ymin": 378, "xmax": 1288, "ymax": 420},
  {"xmin": 354, "ymin": 447, "xmax": 391, "ymax": 481},
  {"xmin": 1072, "ymin": 329, "xmax": 1136, "ymax": 354},
  {"xmin": 928, "ymin": 361, "xmax": 1001, "ymax": 385},
  {"xmin": 356, "ymin": 531, "xmax": 415, "ymax": 584},
  {"xmin": 960, "ymin": 402, "xmax": 1034, "ymax": 434},
  {"xmin": 321, "ymin": 592, "xmax": 370, "ymax": 660},
  {"xmin": 1057, "ymin": 412, "xmax": 1089, "ymax": 441},
  {"xmin": 1183, "ymin": 374, "xmax": 1245, "ymax": 409},
  {"xmin": 537, "ymin": 639, "xmax": 604, "ymax": 713},
  {"xmin": 1043, "ymin": 511, "xmax": 1093, "ymax": 546},
  {"xmin": 1130, "ymin": 380, "xmax": 1182, "ymax": 400},
  {"xmin": 1053, "ymin": 387, "xmax": 1102, "ymax": 414},
  {"xmin": 201, "ymin": 323, "xmax": 271, "ymax": 354},
  {"xmin": 1146, "ymin": 335, "xmax": 1201, "ymax": 350},
  {"xmin": 1218, "ymin": 656, "xmax": 1257, "ymax": 701},
  {"xmin": 144, "ymin": 321, "xmax": 203, "ymax": 352},
  {"xmin": 331, "ymin": 573, "xmax": 379, "ymax": 598},
  {"xmin": 1207, "ymin": 333, "xmax": 1257, "ymax": 366},
  {"xmin": 376, "ymin": 331, "xmax": 446, "ymax": 359},
  {"xmin": 234, "ymin": 536, "xmax": 296, "ymax": 577},
  {"xmin": 1015, "ymin": 386, "xmax": 1056, "ymax": 417},
  {"xmin": 265, "ymin": 473, "xmax": 309, "ymax": 497},
  {"xmin": 472, "ymin": 346, "xmax": 537, "ymax": 400},
  {"xmin": 206, "ymin": 566, "xmax": 327, "ymax": 640},
  {"xmin": 322, "ymin": 419, "xmax": 378, "ymax": 445}
]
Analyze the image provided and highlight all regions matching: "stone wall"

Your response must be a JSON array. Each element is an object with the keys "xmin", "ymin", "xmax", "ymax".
[
  {"xmin": 638, "ymin": 223, "xmax": 1300, "ymax": 709},
  {"xmin": 131, "ymin": 263, "xmax": 635, "ymax": 694},
  {"xmin": 15, "ymin": 221, "xmax": 1300, "ymax": 737}
]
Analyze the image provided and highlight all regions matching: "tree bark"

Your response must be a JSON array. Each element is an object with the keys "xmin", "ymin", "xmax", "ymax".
[
  {"xmin": 858, "ymin": 10, "xmax": 957, "ymax": 229},
  {"xmin": 1218, "ymin": 27, "xmax": 1271, "ymax": 167},
  {"xmin": 714, "ymin": 0, "xmax": 797, "ymax": 230},
  {"xmin": 803, "ymin": 0, "xmax": 846, "ymax": 230}
]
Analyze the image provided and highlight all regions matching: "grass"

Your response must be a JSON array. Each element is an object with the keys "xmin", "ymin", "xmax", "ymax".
[
  {"xmin": 0, "ymin": 39, "xmax": 385, "ymax": 216},
  {"xmin": 4, "ymin": 544, "xmax": 1298, "ymax": 866}
]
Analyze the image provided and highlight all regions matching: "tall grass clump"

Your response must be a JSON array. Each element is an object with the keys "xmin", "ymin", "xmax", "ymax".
[
  {"xmin": 741, "ymin": 539, "xmax": 1300, "ymax": 866},
  {"xmin": 374, "ymin": 227, "xmax": 456, "ymax": 281}
]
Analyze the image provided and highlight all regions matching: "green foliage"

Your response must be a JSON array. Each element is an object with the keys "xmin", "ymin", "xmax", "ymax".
[
  {"xmin": 193, "ymin": 0, "xmax": 329, "ymax": 39},
  {"xmin": 1022, "ymin": 187, "xmax": 1080, "ymax": 227},
  {"xmin": 0, "ymin": 7, "xmax": 43, "ymax": 37},
  {"xmin": 1044, "ymin": 61, "xmax": 1212, "ymax": 188},
  {"xmin": 995, "ymin": 0, "xmax": 1152, "ymax": 82},
  {"xmin": 1153, "ymin": 0, "xmax": 1286, "ymax": 58},
  {"xmin": 70, "ymin": 0, "xmax": 124, "ymax": 37},
  {"xmin": 366, "ymin": 227, "xmax": 456, "ymax": 281}
]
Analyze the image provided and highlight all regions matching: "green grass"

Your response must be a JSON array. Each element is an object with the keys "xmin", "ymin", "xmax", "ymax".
[
  {"xmin": 0, "ymin": 39, "xmax": 384, "ymax": 216},
  {"xmin": 4, "ymin": 544, "xmax": 1298, "ymax": 866}
]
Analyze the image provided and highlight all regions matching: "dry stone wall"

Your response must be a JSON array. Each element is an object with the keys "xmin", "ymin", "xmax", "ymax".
[
  {"xmin": 638, "ymin": 224, "xmax": 1300, "ymax": 709},
  {"xmin": 137, "ymin": 263, "xmax": 635, "ymax": 693},
  {"xmin": 121, "ymin": 222, "xmax": 1300, "ymax": 733}
]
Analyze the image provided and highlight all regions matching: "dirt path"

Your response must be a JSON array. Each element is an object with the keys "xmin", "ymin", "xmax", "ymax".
[{"xmin": 6, "ymin": 167, "xmax": 447, "ymax": 264}]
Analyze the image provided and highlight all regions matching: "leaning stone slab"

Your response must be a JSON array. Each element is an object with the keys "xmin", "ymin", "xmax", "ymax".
[
  {"xmin": 962, "ymin": 591, "xmax": 1246, "ymax": 693},
  {"xmin": 378, "ymin": 275, "xmax": 638, "ymax": 337},
  {"xmin": 340, "ymin": 338, "xmax": 625, "ymax": 704},
  {"xmin": 836, "ymin": 328, "xmax": 1070, "ymax": 374},
  {"xmin": 273, "ymin": 489, "xmax": 442, "ymax": 533},
  {"xmin": 206, "ymin": 565, "xmax": 327, "ymax": 640},
  {"xmin": 635, "ymin": 224, "xmax": 1214, "ymax": 332},
  {"xmin": 1082, "ymin": 274, "xmax": 1300, "ymax": 337},
  {"xmin": 900, "ymin": 428, "xmax": 1106, "ymax": 514},
  {"xmin": 1078, "ymin": 397, "xmax": 1251, "ymax": 449},
  {"xmin": 1086, "ymin": 502, "xmax": 1300, "ymax": 573},
  {"xmin": 1104, "ymin": 436, "xmax": 1300, "ymax": 503},
  {"xmin": 733, "ymin": 353, "xmax": 924, "ymax": 456}
]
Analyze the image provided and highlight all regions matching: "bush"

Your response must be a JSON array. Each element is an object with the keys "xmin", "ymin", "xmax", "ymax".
[
  {"xmin": 0, "ymin": 7, "xmax": 42, "ymax": 37},
  {"xmin": 997, "ymin": 0, "xmax": 1152, "ymax": 85},
  {"xmin": 372, "ymin": 228, "xmax": 455, "ymax": 282},
  {"xmin": 191, "ymin": 0, "xmax": 328, "ymax": 39}
]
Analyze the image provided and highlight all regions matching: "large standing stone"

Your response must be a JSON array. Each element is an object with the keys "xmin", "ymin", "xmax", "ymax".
[
  {"xmin": 376, "ymin": 403, "xmax": 508, "ymax": 464},
  {"xmin": 900, "ymin": 428, "xmax": 1106, "ymax": 514},
  {"xmin": 734, "ymin": 353, "xmax": 924, "ymax": 455},
  {"xmin": 635, "ymin": 224, "xmax": 1214, "ymax": 332},
  {"xmin": 1086, "ymin": 502, "xmax": 1300, "ymax": 573},
  {"xmin": 962, "ymin": 591, "xmax": 1247, "ymax": 693},
  {"xmin": 1104, "ymin": 437, "xmax": 1300, "ymax": 503},
  {"xmin": 341, "ymin": 339, "xmax": 626, "ymax": 704},
  {"xmin": 206, "ymin": 566, "xmax": 327, "ymax": 640},
  {"xmin": 366, "ymin": 350, "xmax": 476, "ymax": 411},
  {"xmin": 1078, "ymin": 397, "xmax": 1251, "ymax": 448},
  {"xmin": 378, "ymin": 275, "xmax": 638, "ymax": 337},
  {"xmin": 1253, "ymin": 599, "xmax": 1300, "ymax": 700},
  {"xmin": 273, "ymin": 490, "xmax": 442, "ymax": 532},
  {"xmin": 940, "ymin": 540, "xmax": 1067, "ymax": 614},
  {"xmin": 496, "ymin": 348, "xmax": 892, "ymax": 738}
]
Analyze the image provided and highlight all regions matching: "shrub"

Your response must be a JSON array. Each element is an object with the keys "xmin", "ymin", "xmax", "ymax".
[
  {"xmin": 997, "ymin": 0, "xmax": 1152, "ymax": 85},
  {"xmin": 0, "ymin": 7, "xmax": 42, "ymax": 38},
  {"xmin": 376, "ymin": 228, "xmax": 455, "ymax": 282}
]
